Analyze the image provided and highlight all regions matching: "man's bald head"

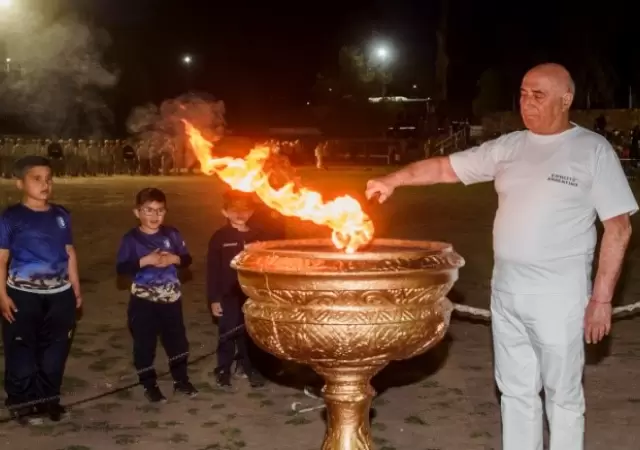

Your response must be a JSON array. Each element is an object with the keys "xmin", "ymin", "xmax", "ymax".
[
  {"xmin": 520, "ymin": 63, "xmax": 575, "ymax": 135},
  {"xmin": 526, "ymin": 63, "xmax": 575, "ymax": 96}
]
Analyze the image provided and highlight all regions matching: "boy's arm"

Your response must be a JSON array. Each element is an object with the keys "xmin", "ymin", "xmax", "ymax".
[
  {"xmin": 62, "ymin": 210, "xmax": 81, "ymax": 305},
  {"xmin": 0, "ymin": 214, "xmax": 11, "ymax": 300},
  {"xmin": 172, "ymin": 229, "xmax": 193, "ymax": 268},
  {"xmin": 0, "ymin": 214, "xmax": 17, "ymax": 321},
  {"xmin": 66, "ymin": 246, "xmax": 81, "ymax": 305},
  {"xmin": 206, "ymin": 234, "xmax": 223, "ymax": 306},
  {"xmin": 0, "ymin": 249, "xmax": 9, "ymax": 301},
  {"xmin": 116, "ymin": 235, "xmax": 141, "ymax": 276}
]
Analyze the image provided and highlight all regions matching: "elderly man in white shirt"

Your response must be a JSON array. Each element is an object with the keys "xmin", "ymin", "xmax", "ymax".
[{"xmin": 365, "ymin": 63, "xmax": 638, "ymax": 450}]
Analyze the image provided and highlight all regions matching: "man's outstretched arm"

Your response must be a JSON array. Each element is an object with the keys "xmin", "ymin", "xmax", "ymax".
[
  {"xmin": 366, "ymin": 137, "xmax": 505, "ymax": 202},
  {"xmin": 378, "ymin": 156, "xmax": 460, "ymax": 189}
]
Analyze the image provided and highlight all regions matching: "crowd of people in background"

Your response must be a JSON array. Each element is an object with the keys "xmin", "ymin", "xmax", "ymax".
[
  {"xmin": 0, "ymin": 136, "xmax": 438, "ymax": 178},
  {"xmin": 2, "ymin": 118, "xmax": 635, "ymax": 180},
  {"xmin": 593, "ymin": 114, "xmax": 640, "ymax": 178}
]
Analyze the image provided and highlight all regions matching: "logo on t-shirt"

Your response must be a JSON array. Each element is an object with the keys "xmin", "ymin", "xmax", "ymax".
[
  {"xmin": 56, "ymin": 216, "xmax": 67, "ymax": 229},
  {"xmin": 163, "ymin": 238, "xmax": 171, "ymax": 249},
  {"xmin": 547, "ymin": 173, "xmax": 578, "ymax": 187}
]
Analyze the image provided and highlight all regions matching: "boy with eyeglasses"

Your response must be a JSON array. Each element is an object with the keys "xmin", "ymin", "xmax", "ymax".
[{"xmin": 116, "ymin": 187, "xmax": 197, "ymax": 402}]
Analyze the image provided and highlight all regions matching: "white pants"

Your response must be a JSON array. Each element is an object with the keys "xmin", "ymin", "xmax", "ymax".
[{"xmin": 491, "ymin": 290, "xmax": 586, "ymax": 450}]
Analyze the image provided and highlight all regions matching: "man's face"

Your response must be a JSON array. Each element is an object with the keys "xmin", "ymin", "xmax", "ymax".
[
  {"xmin": 17, "ymin": 166, "xmax": 53, "ymax": 202},
  {"xmin": 134, "ymin": 201, "xmax": 166, "ymax": 231},
  {"xmin": 519, "ymin": 71, "xmax": 571, "ymax": 134}
]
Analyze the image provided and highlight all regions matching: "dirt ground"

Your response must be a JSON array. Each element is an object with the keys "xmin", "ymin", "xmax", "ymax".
[{"xmin": 0, "ymin": 169, "xmax": 639, "ymax": 450}]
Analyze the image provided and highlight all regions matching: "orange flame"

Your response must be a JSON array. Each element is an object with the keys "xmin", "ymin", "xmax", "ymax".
[{"xmin": 183, "ymin": 120, "xmax": 374, "ymax": 253}]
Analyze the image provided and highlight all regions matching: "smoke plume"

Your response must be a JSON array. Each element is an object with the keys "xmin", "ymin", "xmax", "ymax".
[
  {"xmin": 126, "ymin": 92, "xmax": 226, "ymax": 167},
  {"xmin": 0, "ymin": 7, "xmax": 118, "ymax": 137}
]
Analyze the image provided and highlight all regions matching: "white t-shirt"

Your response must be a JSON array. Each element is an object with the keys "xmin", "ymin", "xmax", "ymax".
[{"xmin": 449, "ymin": 125, "xmax": 638, "ymax": 295}]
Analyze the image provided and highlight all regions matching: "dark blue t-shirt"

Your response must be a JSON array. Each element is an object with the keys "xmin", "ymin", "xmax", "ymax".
[
  {"xmin": 116, "ymin": 226, "xmax": 192, "ymax": 303},
  {"xmin": 0, "ymin": 203, "xmax": 73, "ymax": 293},
  {"xmin": 206, "ymin": 224, "xmax": 262, "ymax": 305}
]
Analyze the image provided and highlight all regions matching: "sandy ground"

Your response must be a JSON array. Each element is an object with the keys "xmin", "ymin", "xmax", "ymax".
[{"xmin": 0, "ymin": 169, "xmax": 639, "ymax": 450}]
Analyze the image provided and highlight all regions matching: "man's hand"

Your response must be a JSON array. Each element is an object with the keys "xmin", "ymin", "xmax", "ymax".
[
  {"xmin": 365, "ymin": 178, "xmax": 395, "ymax": 203},
  {"xmin": 584, "ymin": 298, "xmax": 612, "ymax": 344},
  {"xmin": 140, "ymin": 249, "xmax": 163, "ymax": 267},
  {"xmin": 0, "ymin": 295, "xmax": 17, "ymax": 323},
  {"xmin": 211, "ymin": 302, "xmax": 223, "ymax": 317}
]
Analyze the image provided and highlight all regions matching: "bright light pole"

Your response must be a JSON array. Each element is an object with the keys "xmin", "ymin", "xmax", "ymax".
[
  {"xmin": 181, "ymin": 54, "xmax": 194, "ymax": 91},
  {"xmin": 0, "ymin": 0, "xmax": 11, "ymax": 68},
  {"xmin": 374, "ymin": 46, "xmax": 390, "ymax": 63},
  {"xmin": 0, "ymin": 0, "xmax": 17, "ymax": 72},
  {"xmin": 181, "ymin": 54, "xmax": 193, "ymax": 67},
  {"xmin": 371, "ymin": 43, "xmax": 393, "ymax": 97}
]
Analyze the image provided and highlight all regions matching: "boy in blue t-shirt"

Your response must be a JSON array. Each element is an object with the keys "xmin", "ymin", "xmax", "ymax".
[
  {"xmin": 0, "ymin": 156, "xmax": 82, "ymax": 424},
  {"xmin": 116, "ymin": 187, "xmax": 197, "ymax": 403}
]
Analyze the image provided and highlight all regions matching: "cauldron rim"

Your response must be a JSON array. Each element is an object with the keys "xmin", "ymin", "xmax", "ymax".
[{"xmin": 238, "ymin": 238, "xmax": 454, "ymax": 261}]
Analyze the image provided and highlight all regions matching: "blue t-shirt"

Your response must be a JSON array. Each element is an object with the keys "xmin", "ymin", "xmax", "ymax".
[
  {"xmin": 116, "ymin": 226, "xmax": 192, "ymax": 303},
  {"xmin": 0, "ymin": 203, "xmax": 73, "ymax": 293}
]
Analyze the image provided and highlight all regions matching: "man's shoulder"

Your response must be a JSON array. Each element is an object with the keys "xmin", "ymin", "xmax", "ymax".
[
  {"xmin": 568, "ymin": 126, "xmax": 610, "ymax": 147},
  {"xmin": 564, "ymin": 127, "xmax": 615, "ymax": 164},
  {"xmin": 493, "ymin": 130, "xmax": 528, "ymax": 146}
]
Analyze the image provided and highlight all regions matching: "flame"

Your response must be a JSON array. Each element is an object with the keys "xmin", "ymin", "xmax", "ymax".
[{"xmin": 183, "ymin": 120, "xmax": 374, "ymax": 253}]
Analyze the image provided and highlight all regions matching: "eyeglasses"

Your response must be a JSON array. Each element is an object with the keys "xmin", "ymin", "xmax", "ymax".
[{"xmin": 139, "ymin": 207, "xmax": 167, "ymax": 216}]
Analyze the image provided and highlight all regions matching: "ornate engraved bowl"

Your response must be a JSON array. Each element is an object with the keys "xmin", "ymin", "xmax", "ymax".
[{"xmin": 231, "ymin": 238, "xmax": 464, "ymax": 450}]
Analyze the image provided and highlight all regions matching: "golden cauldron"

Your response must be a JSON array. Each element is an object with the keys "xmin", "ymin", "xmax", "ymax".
[{"xmin": 231, "ymin": 238, "xmax": 464, "ymax": 450}]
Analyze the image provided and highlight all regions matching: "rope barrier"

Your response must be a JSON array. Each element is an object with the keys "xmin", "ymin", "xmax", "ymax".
[
  {"xmin": 290, "ymin": 299, "xmax": 640, "ymax": 415},
  {"xmin": 0, "ymin": 323, "xmax": 247, "ymax": 422},
  {"xmin": 4, "ymin": 299, "xmax": 640, "ymax": 420},
  {"xmin": 452, "ymin": 299, "xmax": 640, "ymax": 321}
]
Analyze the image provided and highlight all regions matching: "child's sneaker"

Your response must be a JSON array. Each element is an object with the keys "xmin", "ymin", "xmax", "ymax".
[
  {"xmin": 233, "ymin": 362, "xmax": 248, "ymax": 379},
  {"xmin": 247, "ymin": 370, "xmax": 266, "ymax": 388},
  {"xmin": 174, "ymin": 381, "xmax": 198, "ymax": 397},
  {"xmin": 144, "ymin": 385, "xmax": 167, "ymax": 403},
  {"xmin": 214, "ymin": 367, "xmax": 232, "ymax": 387},
  {"xmin": 10, "ymin": 405, "xmax": 43, "ymax": 426},
  {"xmin": 47, "ymin": 403, "xmax": 68, "ymax": 422}
]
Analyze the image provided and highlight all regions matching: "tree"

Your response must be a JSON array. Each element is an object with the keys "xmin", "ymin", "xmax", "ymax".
[
  {"xmin": 434, "ymin": 0, "xmax": 450, "ymax": 103},
  {"xmin": 571, "ymin": 55, "xmax": 617, "ymax": 109},
  {"xmin": 312, "ymin": 45, "xmax": 400, "ymax": 136},
  {"xmin": 472, "ymin": 68, "xmax": 508, "ymax": 118}
]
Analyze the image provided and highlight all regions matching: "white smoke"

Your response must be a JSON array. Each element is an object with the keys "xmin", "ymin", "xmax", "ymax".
[
  {"xmin": 127, "ymin": 93, "xmax": 226, "ymax": 167},
  {"xmin": 0, "ymin": 6, "xmax": 118, "ymax": 137}
]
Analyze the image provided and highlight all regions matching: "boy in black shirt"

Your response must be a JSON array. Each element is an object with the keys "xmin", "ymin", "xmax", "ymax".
[{"xmin": 207, "ymin": 190, "xmax": 266, "ymax": 388}]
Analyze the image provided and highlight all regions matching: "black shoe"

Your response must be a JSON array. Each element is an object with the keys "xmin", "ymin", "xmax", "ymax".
[
  {"xmin": 47, "ymin": 403, "xmax": 68, "ymax": 422},
  {"xmin": 233, "ymin": 362, "xmax": 248, "ymax": 379},
  {"xmin": 214, "ymin": 367, "xmax": 232, "ymax": 387},
  {"xmin": 9, "ymin": 406, "xmax": 31, "ymax": 426},
  {"xmin": 174, "ymin": 380, "xmax": 198, "ymax": 397},
  {"xmin": 9, "ymin": 405, "xmax": 44, "ymax": 426},
  {"xmin": 144, "ymin": 385, "xmax": 167, "ymax": 403},
  {"xmin": 247, "ymin": 370, "xmax": 266, "ymax": 388}
]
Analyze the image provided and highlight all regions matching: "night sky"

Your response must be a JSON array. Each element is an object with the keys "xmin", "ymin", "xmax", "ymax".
[{"xmin": 18, "ymin": 0, "xmax": 640, "ymax": 130}]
